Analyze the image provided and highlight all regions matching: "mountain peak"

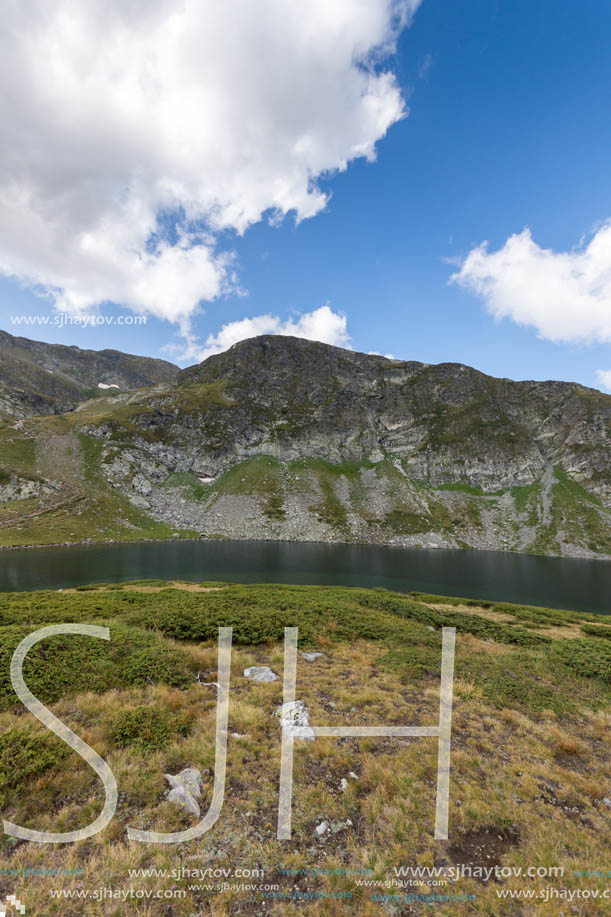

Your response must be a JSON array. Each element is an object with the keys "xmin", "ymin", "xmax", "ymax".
[{"xmin": 0, "ymin": 327, "xmax": 179, "ymax": 418}]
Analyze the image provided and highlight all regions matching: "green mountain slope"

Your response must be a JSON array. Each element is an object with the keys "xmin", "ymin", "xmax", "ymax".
[
  {"xmin": 0, "ymin": 328, "xmax": 179, "ymax": 418},
  {"xmin": 0, "ymin": 334, "xmax": 609, "ymax": 555}
]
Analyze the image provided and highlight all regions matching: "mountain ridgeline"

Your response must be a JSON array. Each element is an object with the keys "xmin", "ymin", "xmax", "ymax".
[
  {"xmin": 0, "ymin": 328, "xmax": 178, "ymax": 417},
  {"xmin": 0, "ymin": 334, "xmax": 609, "ymax": 556}
]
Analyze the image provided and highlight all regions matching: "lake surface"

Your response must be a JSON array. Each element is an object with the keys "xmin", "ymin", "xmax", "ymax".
[{"xmin": 0, "ymin": 541, "xmax": 609, "ymax": 613}]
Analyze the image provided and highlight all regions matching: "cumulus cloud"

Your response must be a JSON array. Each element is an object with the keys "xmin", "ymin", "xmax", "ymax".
[
  {"xmin": 190, "ymin": 305, "xmax": 350, "ymax": 362},
  {"xmin": 596, "ymin": 369, "xmax": 611, "ymax": 392},
  {"xmin": 0, "ymin": 0, "xmax": 420, "ymax": 331},
  {"xmin": 450, "ymin": 223, "xmax": 611, "ymax": 344}
]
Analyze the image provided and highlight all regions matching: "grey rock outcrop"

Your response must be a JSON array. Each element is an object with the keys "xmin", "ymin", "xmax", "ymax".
[
  {"xmin": 165, "ymin": 767, "xmax": 203, "ymax": 817},
  {"xmin": 86, "ymin": 336, "xmax": 611, "ymax": 557},
  {"xmin": 2, "ymin": 334, "xmax": 609, "ymax": 558},
  {"xmin": 244, "ymin": 666, "xmax": 279, "ymax": 683},
  {"xmin": 276, "ymin": 700, "xmax": 315, "ymax": 740}
]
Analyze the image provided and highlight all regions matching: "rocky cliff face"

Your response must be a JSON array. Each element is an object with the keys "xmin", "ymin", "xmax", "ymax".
[
  {"xmin": 0, "ymin": 329, "xmax": 179, "ymax": 417},
  {"xmin": 0, "ymin": 334, "xmax": 609, "ymax": 556},
  {"xmin": 128, "ymin": 335, "xmax": 610, "ymax": 500}
]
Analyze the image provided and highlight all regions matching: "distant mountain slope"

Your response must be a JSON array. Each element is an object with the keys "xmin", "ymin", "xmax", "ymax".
[
  {"xmin": 0, "ymin": 334, "xmax": 609, "ymax": 556},
  {"xmin": 0, "ymin": 328, "xmax": 179, "ymax": 417},
  {"xmin": 178, "ymin": 336, "xmax": 610, "ymax": 499}
]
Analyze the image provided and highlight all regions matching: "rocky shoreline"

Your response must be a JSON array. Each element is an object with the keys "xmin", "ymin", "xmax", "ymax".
[{"xmin": 1, "ymin": 531, "xmax": 609, "ymax": 561}]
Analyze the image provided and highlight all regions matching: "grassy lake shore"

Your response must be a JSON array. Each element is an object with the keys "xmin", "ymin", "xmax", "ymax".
[{"xmin": 0, "ymin": 582, "xmax": 609, "ymax": 915}]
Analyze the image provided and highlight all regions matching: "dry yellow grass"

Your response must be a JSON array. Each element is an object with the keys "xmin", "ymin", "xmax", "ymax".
[
  {"xmin": 424, "ymin": 602, "xmax": 516, "ymax": 623},
  {"xmin": 1, "ymin": 637, "xmax": 609, "ymax": 916},
  {"xmin": 63, "ymin": 582, "xmax": 225, "ymax": 594},
  {"xmin": 0, "ymin": 583, "xmax": 609, "ymax": 915}
]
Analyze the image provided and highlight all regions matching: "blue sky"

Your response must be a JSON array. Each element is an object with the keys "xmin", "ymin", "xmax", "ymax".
[{"xmin": 1, "ymin": 0, "xmax": 610, "ymax": 389}]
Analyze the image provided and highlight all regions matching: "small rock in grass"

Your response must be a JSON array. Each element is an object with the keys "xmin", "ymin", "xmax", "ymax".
[
  {"xmin": 340, "ymin": 778, "xmax": 348, "ymax": 792},
  {"xmin": 302, "ymin": 652, "xmax": 324, "ymax": 662},
  {"xmin": 165, "ymin": 767, "xmax": 202, "ymax": 799},
  {"xmin": 165, "ymin": 767, "xmax": 203, "ymax": 817},
  {"xmin": 603, "ymin": 797, "xmax": 611, "ymax": 808},
  {"xmin": 315, "ymin": 821, "xmax": 329, "ymax": 836},
  {"xmin": 329, "ymin": 819, "xmax": 352, "ymax": 834},
  {"xmin": 276, "ymin": 700, "xmax": 314, "ymax": 740},
  {"xmin": 167, "ymin": 786, "xmax": 200, "ymax": 817},
  {"xmin": 129, "ymin": 494, "xmax": 150, "ymax": 509},
  {"xmin": 244, "ymin": 665, "xmax": 279, "ymax": 682}
]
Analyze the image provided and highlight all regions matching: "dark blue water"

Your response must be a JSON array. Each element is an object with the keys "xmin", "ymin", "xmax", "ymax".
[{"xmin": 0, "ymin": 541, "xmax": 609, "ymax": 613}]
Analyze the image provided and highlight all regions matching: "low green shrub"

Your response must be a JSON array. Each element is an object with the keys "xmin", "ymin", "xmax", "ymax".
[
  {"xmin": 362, "ymin": 592, "xmax": 549, "ymax": 646},
  {"xmin": 379, "ymin": 644, "xmax": 442, "ymax": 683},
  {"xmin": 119, "ymin": 644, "xmax": 192, "ymax": 688},
  {"xmin": 551, "ymin": 639, "xmax": 611, "ymax": 683},
  {"xmin": 108, "ymin": 705, "xmax": 186, "ymax": 752},
  {"xmin": 580, "ymin": 624, "xmax": 611, "ymax": 639},
  {"xmin": 0, "ymin": 725, "xmax": 69, "ymax": 808},
  {"xmin": 0, "ymin": 623, "xmax": 193, "ymax": 710},
  {"xmin": 455, "ymin": 653, "xmax": 577, "ymax": 715}
]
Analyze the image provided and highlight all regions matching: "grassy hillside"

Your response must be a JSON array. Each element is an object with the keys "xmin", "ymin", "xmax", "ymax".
[
  {"xmin": 0, "ymin": 583, "xmax": 609, "ymax": 915},
  {"xmin": 0, "ymin": 417, "xmax": 198, "ymax": 546},
  {"xmin": 0, "ymin": 335, "xmax": 611, "ymax": 557},
  {"xmin": 0, "ymin": 335, "xmax": 610, "ymax": 556},
  {"xmin": 0, "ymin": 329, "xmax": 178, "ymax": 419},
  {"xmin": 1, "ymin": 412, "xmax": 610, "ymax": 556}
]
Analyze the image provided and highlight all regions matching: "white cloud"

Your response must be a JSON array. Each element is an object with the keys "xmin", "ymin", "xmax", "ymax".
[
  {"xmin": 192, "ymin": 305, "xmax": 350, "ymax": 362},
  {"xmin": 418, "ymin": 53, "xmax": 433, "ymax": 79},
  {"xmin": 0, "ymin": 0, "xmax": 420, "ymax": 331},
  {"xmin": 596, "ymin": 369, "xmax": 611, "ymax": 392},
  {"xmin": 450, "ymin": 223, "xmax": 611, "ymax": 344}
]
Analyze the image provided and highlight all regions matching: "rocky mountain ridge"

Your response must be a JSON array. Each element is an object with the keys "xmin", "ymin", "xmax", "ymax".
[
  {"xmin": 0, "ymin": 334, "xmax": 609, "ymax": 556},
  {"xmin": 0, "ymin": 328, "xmax": 179, "ymax": 417},
  {"xmin": 175, "ymin": 336, "xmax": 609, "ymax": 498}
]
